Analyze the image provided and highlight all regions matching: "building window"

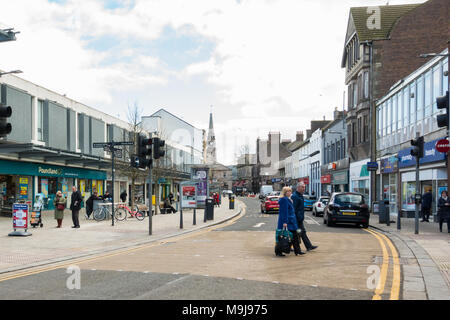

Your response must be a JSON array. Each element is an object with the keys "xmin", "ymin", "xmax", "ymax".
[
  {"xmin": 341, "ymin": 138, "xmax": 345, "ymax": 158},
  {"xmin": 424, "ymin": 70, "xmax": 432, "ymax": 117},
  {"xmin": 364, "ymin": 71, "xmax": 369, "ymax": 99},
  {"xmin": 348, "ymin": 84, "xmax": 353, "ymax": 109},
  {"xmin": 417, "ymin": 75, "xmax": 424, "ymax": 121},
  {"xmin": 403, "ymin": 87, "xmax": 409, "ymax": 126},
  {"xmin": 410, "ymin": 81, "xmax": 417, "ymax": 124},
  {"xmin": 352, "ymin": 122, "xmax": 357, "ymax": 147},
  {"xmin": 432, "ymin": 64, "xmax": 441, "ymax": 114},
  {"xmin": 398, "ymin": 93, "xmax": 403, "ymax": 130},
  {"xmin": 443, "ymin": 60, "xmax": 448, "ymax": 95},
  {"xmin": 353, "ymin": 83, "xmax": 358, "ymax": 107},
  {"xmin": 393, "ymin": 95, "xmax": 398, "ymax": 132},
  {"xmin": 37, "ymin": 100, "xmax": 44, "ymax": 142},
  {"xmin": 364, "ymin": 116, "xmax": 369, "ymax": 142}
]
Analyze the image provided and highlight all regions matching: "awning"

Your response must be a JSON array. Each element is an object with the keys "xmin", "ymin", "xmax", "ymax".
[{"xmin": 0, "ymin": 143, "xmax": 111, "ymax": 169}]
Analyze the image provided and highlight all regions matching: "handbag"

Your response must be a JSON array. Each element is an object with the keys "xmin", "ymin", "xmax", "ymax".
[
  {"xmin": 275, "ymin": 227, "xmax": 293, "ymax": 254},
  {"xmin": 57, "ymin": 203, "xmax": 65, "ymax": 210}
]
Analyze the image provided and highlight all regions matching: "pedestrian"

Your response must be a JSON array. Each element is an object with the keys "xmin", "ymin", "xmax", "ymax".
[
  {"xmin": 86, "ymin": 190, "xmax": 101, "ymax": 219},
  {"xmin": 437, "ymin": 190, "xmax": 450, "ymax": 233},
  {"xmin": 103, "ymin": 191, "xmax": 112, "ymax": 202},
  {"xmin": 276, "ymin": 186, "xmax": 302, "ymax": 256},
  {"xmin": 120, "ymin": 190, "xmax": 127, "ymax": 203},
  {"xmin": 70, "ymin": 186, "xmax": 82, "ymax": 228},
  {"xmin": 214, "ymin": 192, "xmax": 220, "ymax": 207},
  {"xmin": 53, "ymin": 191, "xmax": 66, "ymax": 228},
  {"xmin": 169, "ymin": 192, "xmax": 174, "ymax": 204},
  {"xmin": 421, "ymin": 188, "xmax": 432, "ymax": 222},
  {"xmin": 291, "ymin": 182, "xmax": 318, "ymax": 252}
]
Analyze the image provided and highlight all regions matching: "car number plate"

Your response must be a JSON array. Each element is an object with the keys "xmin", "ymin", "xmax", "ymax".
[{"xmin": 342, "ymin": 211, "xmax": 357, "ymax": 216}]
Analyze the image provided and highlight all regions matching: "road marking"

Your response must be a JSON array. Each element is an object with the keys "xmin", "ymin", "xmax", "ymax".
[
  {"xmin": 253, "ymin": 223, "xmax": 265, "ymax": 228},
  {"xmin": 375, "ymin": 231, "xmax": 401, "ymax": 300},
  {"xmin": 364, "ymin": 229, "xmax": 389, "ymax": 300},
  {"xmin": 306, "ymin": 215, "xmax": 320, "ymax": 225}
]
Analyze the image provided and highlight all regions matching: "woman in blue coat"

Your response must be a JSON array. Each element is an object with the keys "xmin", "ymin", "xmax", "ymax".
[{"xmin": 276, "ymin": 187, "xmax": 303, "ymax": 256}]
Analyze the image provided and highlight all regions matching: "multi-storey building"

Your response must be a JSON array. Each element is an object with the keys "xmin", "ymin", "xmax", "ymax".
[
  {"xmin": 376, "ymin": 49, "xmax": 448, "ymax": 218},
  {"xmin": 341, "ymin": 0, "xmax": 448, "ymax": 204}
]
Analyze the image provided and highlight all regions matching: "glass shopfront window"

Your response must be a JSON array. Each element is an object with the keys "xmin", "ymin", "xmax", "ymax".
[
  {"xmin": 402, "ymin": 181, "xmax": 416, "ymax": 211},
  {"xmin": 432, "ymin": 64, "xmax": 441, "ymax": 113},
  {"xmin": 417, "ymin": 76, "xmax": 424, "ymax": 121}
]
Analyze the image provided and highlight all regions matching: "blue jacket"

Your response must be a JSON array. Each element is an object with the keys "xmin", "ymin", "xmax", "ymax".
[
  {"xmin": 291, "ymin": 191, "xmax": 305, "ymax": 222},
  {"xmin": 277, "ymin": 197, "xmax": 298, "ymax": 231}
]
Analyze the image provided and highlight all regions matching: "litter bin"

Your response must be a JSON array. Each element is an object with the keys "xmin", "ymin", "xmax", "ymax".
[
  {"xmin": 206, "ymin": 197, "xmax": 214, "ymax": 220},
  {"xmin": 229, "ymin": 195, "xmax": 235, "ymax": 210},
  {"xmin": 379, "ymin": 200, "xmax": 389, "ymax": 224}
]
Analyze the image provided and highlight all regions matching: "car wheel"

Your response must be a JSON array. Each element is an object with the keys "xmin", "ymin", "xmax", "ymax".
[
  {"xmin": 326, "ymin": 214, "xmax": 334, "ymax": 227},
  {"xmin": 362, "ymin": 222, "xmax": 369, "ymax": 229},
  {"xmin": 312, "ymin": 208, "xmax": 316, "ymax": 216}
]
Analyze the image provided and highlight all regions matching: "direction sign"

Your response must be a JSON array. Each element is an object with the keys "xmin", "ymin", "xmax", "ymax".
[
  {"xmin": 114, "ymin": 141, "xmax": 134, "ymax": 146},
  {"xmin": 93, "ymin": 142, "xmax": 109, "ymax": 148},
  {"xmin": 367, "ymin": 161, "xmax": 378, "ymax": 171},
  {"xmin": 435, "ymin": 139, "xmax": 450, "ymax": 153}
]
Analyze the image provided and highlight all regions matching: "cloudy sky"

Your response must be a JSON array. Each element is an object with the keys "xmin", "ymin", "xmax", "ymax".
[{"xmin": 0, "ymin": 0, "xmax": 426, "ymax": 165}]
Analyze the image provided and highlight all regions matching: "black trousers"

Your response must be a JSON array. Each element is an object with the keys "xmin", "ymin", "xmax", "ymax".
[
  {"xmin": 72, "ymin": 210, "xmax": 80, "ymax": 227},
  {"xmin": 439, "ymin": 218, "xmax": 450, "ymax": 232},
  {"xmin": 421, "ymin": 207, "xmax": 431, "ymax": 221},
  {"xmin": 289, "ymin": 229, "xmax": 302, "ymax": 255},
  {"xmin": 298, "ymin": 220, "xmax": 313, "ymax": 250}
]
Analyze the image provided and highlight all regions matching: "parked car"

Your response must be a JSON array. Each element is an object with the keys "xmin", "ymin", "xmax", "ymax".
[
  {"xmin": 323, "ymin": 192, "xmax": 369, "ymax": 228},
  {"xmin": 260, "ymin": 195, "xmax": 280, "ymax": 214},
  {"xmin": 312, "ymin": 197, "xmax": 330, "ymax": 217},
  {"xmin": 303, "ymin": 194, "xmax": 317, "ymax": 211}
]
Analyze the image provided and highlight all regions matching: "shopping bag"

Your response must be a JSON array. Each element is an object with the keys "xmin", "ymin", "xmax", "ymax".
[{"xmin": 275, "ymin": 228, "xmax": 293, "ymax": 254}]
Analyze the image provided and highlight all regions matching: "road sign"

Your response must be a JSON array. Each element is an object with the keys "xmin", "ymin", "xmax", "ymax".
[
  {"xmin": 93, "ymin": 142, "xmax": 109, "ymax": 148},
  {"xmin": 114, "ymin": 141, "xmax": 134, "ymax": 146},
  {"xmin": 435, "ymin": 138, "xmax": 450, "ymax": 153},
  {"xmin": 367, "ymin": 161, "xmax": 378, "ymax": 171}
]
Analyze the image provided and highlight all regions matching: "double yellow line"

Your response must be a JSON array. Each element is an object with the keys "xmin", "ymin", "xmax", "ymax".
[
  {"xmin": 0, "ymin": 205, "xmax": 247, "ymax": 283},
  {"xmin": 364, "ymin": 228, "xmax": 401, "ymax": 300}
]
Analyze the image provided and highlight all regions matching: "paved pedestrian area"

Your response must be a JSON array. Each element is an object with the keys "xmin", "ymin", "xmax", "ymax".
[
  {"xmin": 0, "ymin": 198, "xmax": 242, "ymax": 274},
  {"xmin": 370, "ymin": 214, "xmax": 450, "ymax": 300}
]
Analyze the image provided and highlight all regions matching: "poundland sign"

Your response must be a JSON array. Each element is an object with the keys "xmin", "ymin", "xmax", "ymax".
[{"xmin": 398, "ymin": 138, "xmax": 446, "ymax": 168}]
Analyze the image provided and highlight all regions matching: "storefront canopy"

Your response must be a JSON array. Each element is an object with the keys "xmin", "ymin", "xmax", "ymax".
[{"xmin": 0, "ymin": 143, "xmax": 111, "ymax": 169}]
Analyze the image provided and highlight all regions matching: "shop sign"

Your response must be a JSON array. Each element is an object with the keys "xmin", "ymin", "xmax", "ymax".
[
  {"xmin": 380, "ymin": 157, "xmax": 398, "ymax": 174},
  {"xmin": 12, "ymin": 203, "xmax": 28, "ymax": 229},
  {"xmin": 321, "ymin": 175, "xmax": 331, "ymax": 184},
  {"xmin": 366, "ymin": 162, "xmax": 378, "ymax": 172},
  {"xmin": 332, "ymin": 171, "xmax": 349, "ymax": 185},
  {"xmin": 298, "ymin": 177, "xmax": 309, "ymax": 185},
  {"xmin": 398, "ymin": 138, "xmax": 447, "ymax": 168},
  {"xmin": 328, "ymin": 162, "xmax": 337, "ymax": 170},
  {"xmin": 19, "ymin": 177, "xmax": 28, "ymax": 199}
]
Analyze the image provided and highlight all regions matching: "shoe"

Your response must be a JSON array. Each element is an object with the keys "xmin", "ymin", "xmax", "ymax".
[
  {"xmin": 275, "ymin": 253, "xmax": 285, "ymax": 257},
  {"xmin": 71, "ymin": 226, "xmax": 76, "ymax": 228},
  {"xmin": 295, "ymin": 252, "xmax": 306, "ymax": 256},
  {"xmin": 75, "ymin": 226, "xmax": 80, "ymax": 228},
  {"xmin": 307, "ymin": 246, "xmax": 318, "ymax": 251}
]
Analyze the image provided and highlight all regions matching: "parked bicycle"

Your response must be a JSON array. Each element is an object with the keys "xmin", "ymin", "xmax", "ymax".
[
  {"xmin": 115, "ymin": 203, "xmax": 146, "ymax": 221},
  {"xmin": 93, "ymin": 203, "xmax": 112, "ymax": 221}
]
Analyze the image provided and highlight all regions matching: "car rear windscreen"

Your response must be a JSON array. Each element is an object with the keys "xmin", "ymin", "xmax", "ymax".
[{"xmin": 335, "ymin": 194, "xmax": 364, "ymax": 205}]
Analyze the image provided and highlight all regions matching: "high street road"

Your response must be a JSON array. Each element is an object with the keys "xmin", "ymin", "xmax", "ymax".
[{"xmin": 0, "ymin": 198, "xmax": 399, "ymax": 300}]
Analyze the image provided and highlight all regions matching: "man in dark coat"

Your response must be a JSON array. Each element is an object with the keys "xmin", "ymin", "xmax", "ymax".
[
  {"xmin": 291, "ymin": 182, "xmax": 318, "ymax": 252},
  {"xmin": 421, "ymin": 188, "xmax": 432, "ymax": 222},
  {"xmin": 86, "ymin": 191, "xmax": 101, "ymax": 220},
  {"xmin": 70, "ymin": 186, "xmax": 83, "ymax": 228},
  {"xmin": 120, "ymin": 190, "xmax": 127, "ymax": 203}
]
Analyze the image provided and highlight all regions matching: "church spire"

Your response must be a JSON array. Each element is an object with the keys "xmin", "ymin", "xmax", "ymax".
[{"xmin": 206, "ymin": 106, "xmax": 217, "ymax": 164}]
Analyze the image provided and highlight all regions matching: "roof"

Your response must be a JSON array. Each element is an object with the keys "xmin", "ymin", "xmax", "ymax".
[
  {"xmin": 342, "ymin": 3, "xmax": 422, "ymax": 67},
  {"xmin": 350, "ymin": 4, "xmax": 421, "ymax": 42}
]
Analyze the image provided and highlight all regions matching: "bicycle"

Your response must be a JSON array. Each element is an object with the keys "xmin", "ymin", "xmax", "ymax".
[
  {"xmin": 115, "ymin": 203, "xmax": 146, "ymax": 221},
  {"xmin": 93, "ymin": 203, "xmax": 112, "ymax": 221}
]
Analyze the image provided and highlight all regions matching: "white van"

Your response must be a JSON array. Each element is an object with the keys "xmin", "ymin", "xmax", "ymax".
[{"xmin": 259, "ymin": 185, "xmax": 274, "ymax": 197}]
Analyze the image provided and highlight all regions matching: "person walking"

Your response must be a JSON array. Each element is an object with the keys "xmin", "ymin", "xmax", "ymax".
[
  {"xmin": 70, "ymin": 186, "xmax": 82, "ymax": 228},
  {"xmin": 437, "ymin": 190, "xmax": 450, "ymax": 233},
  {"xmin": 276, "ymin": 186, "xmax": 303, "ymax": 257},
  {"xmin": 163, "ymin": 197, "xmax": 177, "ymax": 213},
  {"xmin": 53, "ymin": 191, "xmax": 66, "ymax": 228},
  {"xmin": 421, "ymin": 188, "xmax": 432, "ymax": 222},
  {"xmin": 291, "ymin": 182, "xmax": 318, "ymax": 252},
  {"xmin": 214, "ymin": 192, "xmax": 220, "ymax": 207}
]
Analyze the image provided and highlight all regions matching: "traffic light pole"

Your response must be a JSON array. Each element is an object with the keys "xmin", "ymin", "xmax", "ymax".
[
  {"xmin": 414, "ymin": 132, "xmax": 420, "ymax": 235},
  {"xmin": 148, "ymin": 163, "xmax": 152, "ymax": 236}
]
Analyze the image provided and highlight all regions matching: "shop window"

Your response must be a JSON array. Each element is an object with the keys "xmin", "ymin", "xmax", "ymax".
[
  {"xmin": 432, "ymin": 64, "xmax": 441, "ymax": 114},
  {"xmin": 424, "ymin": 70, "xmax": 432, "ymax": 117},
  {"xmin": 417, "ymin": 76, "xmax": 424, "ymax": 121}
]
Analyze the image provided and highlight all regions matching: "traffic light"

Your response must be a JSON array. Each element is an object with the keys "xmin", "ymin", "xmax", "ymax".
[
  {"xmin": 436, "ymin": 91, "xmax": 449, "ymax": 128},
  {"xmin": 0, "ymin": 102, "xmax": 12, "ymax": 138},
  {"xmin": 130, "ymin": 155, "xmax": 140, "ymax": 168},
  {"xmin": 135, "ymin": 134, "xmax": 153, "ymax": 169},
  {"xmin": 153, "ymin": 137, "xmax": 165, "ymax": 159},
  {"xmin": 410, "ymin": 136, "xmax": 424, "ymax": 159}
]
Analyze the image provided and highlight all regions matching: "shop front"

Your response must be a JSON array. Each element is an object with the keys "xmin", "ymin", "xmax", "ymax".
[
  {"xmin": 321, "ymin": 158, "xmax": 349, "ymax": 196},
  {"xmin": 0, "ymin": 159, "xmax": 106, "ymax": 214},
  {"xmin": 380, "ymin": 155, "xmax": 399, "ymax": 216},
  {"xmin": 398, "ymin": 138, "xmax": 447, "ymax": 218},
  {"xmin": 350, "ymin": 158, "xmax": 370, "ymax": 203}
]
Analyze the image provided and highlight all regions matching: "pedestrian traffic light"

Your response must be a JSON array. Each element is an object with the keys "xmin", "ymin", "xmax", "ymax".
[
  {"xmin": 0, "ymin": 102, "xmax": 12, "ymax": 138},
  {"xmin": 410, "ymin": 136, "xmax": 424, "ymax": 159},
  {"xmin": 153, "ymin": 137, "xmax": 165, "ymax": 159},
  {"xmin": 436, "ymin": 91, "xmax": 449, "ymax": 128}
]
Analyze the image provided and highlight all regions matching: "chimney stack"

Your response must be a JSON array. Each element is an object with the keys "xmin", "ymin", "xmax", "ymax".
[{"xmin": 296, "ymin": 131, "xmax": 304, "ymax": 142}]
